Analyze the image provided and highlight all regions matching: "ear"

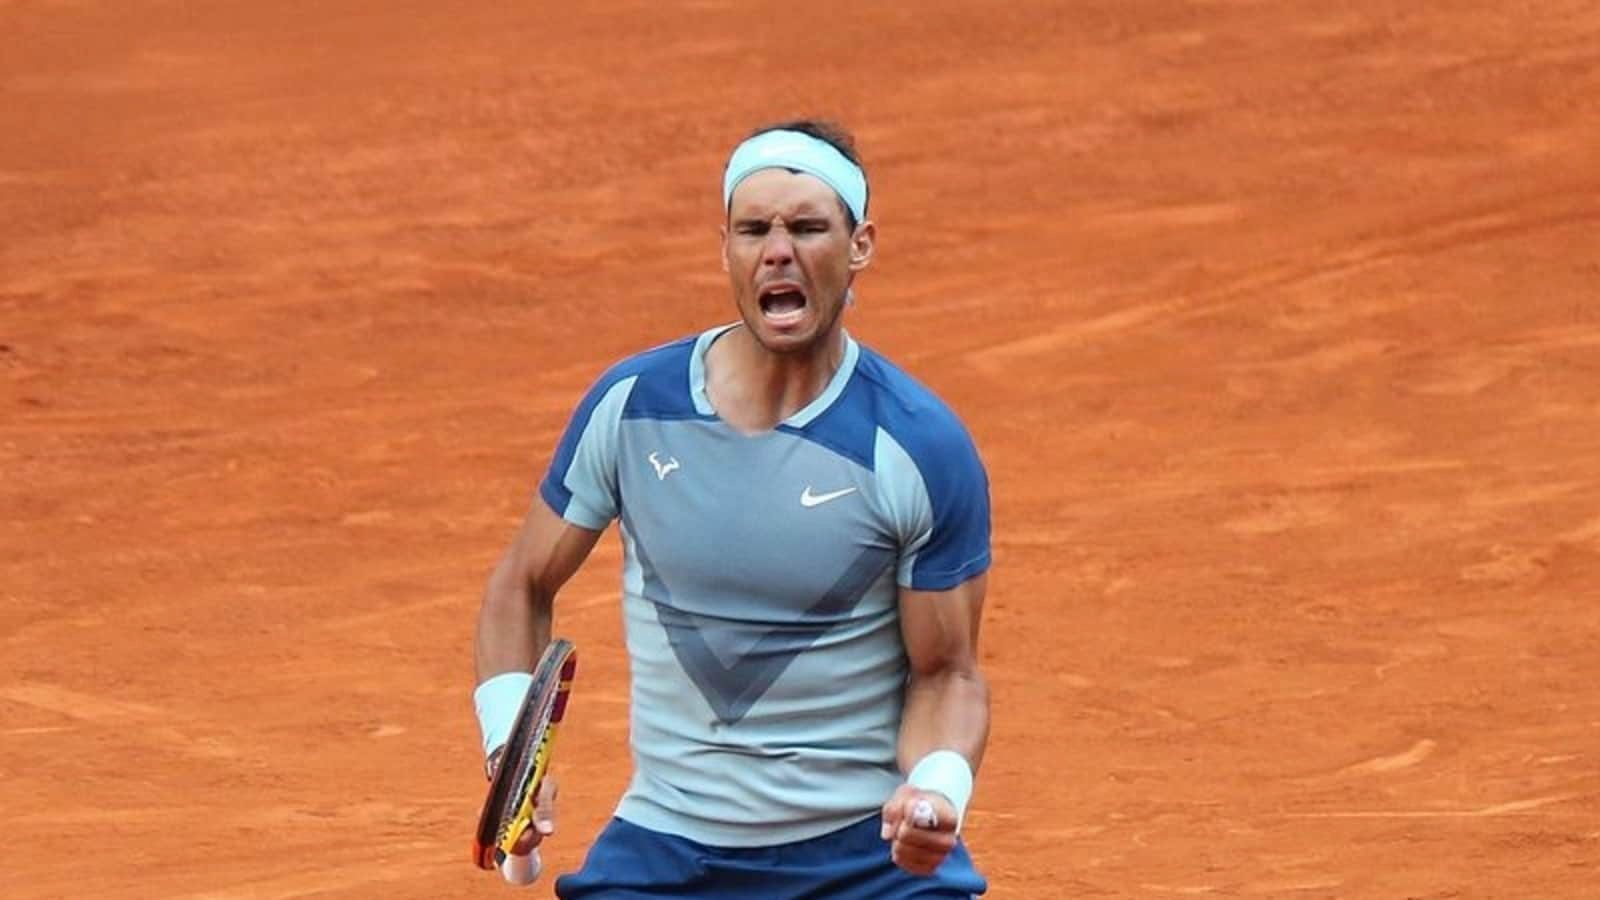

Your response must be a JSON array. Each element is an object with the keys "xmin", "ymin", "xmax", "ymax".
[
  {"xmin": 848, "ymin": 221, "xmax": 876, "ymax": 273},
  {"xmin": 719, "ymin": 223, "xmax": 730, "ymax": 273}
]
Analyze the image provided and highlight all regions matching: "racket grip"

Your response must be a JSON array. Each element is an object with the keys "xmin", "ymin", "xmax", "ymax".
[{"xmin": 499, "ymin": 847, "xmax": 542, "ymax": 886}]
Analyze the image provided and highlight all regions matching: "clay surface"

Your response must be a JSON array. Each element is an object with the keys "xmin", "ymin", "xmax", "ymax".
[{"xmin": 3, "ymin": 2, "xmax": 1597, "ymax": 897}]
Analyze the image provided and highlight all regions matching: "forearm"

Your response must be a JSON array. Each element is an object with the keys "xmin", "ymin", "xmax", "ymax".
[
  {"xmin": 897, "ymin": 664, "xmax": 990, "ymax": 773},
  {"xmin": 474, "ymin": 553, "xmax": 554, "ymax": 682}
]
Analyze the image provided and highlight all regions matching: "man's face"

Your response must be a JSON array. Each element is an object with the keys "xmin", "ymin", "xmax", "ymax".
[{"xmin": 722, "ymin": 168, "xmax": 874, "ymax": 355}]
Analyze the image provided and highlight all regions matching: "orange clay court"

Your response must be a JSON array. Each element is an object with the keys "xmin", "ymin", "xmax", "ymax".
[{"xmin": 2, "ymin": 2, "xmax": 1597, "ymax": 898}]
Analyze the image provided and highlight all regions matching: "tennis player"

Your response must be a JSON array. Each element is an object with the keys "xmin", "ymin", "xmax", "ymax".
[{"xmin": 473, "ymin": 119, "xmax": 992, "ymax": 897}]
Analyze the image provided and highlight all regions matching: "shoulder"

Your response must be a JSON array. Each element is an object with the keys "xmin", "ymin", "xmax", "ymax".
[
  {"xmin": 850, "ymin": 344, "xmax": 983, "ymax": 469},
  {"xmin": 800, "ymin": 339, "xmax": 986, "ymax": 487},
  {"xmin": 542, "ymin": 333, "xmax": 703, "ymax": 522},
  {"xmin": 589, "ymin": 333, "xmax": 698, "ymax": 392},
  {"xmin": 846, "ymin": 344, "xmax": 991, "ymax": 589},
  {"xmin": 575, "ymin": 332, "xmax": 702, "ymax": 420}
]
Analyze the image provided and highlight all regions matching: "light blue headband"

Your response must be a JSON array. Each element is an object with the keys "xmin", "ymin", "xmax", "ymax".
[{"xmin": 722, "ymin": 130, "xmax": 868, "ymax": 223}]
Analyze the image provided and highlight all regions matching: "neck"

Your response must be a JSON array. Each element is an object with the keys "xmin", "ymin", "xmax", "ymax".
[{"xmin": 705, "ymin": 325, "xmax": 847, "ymax": 433}]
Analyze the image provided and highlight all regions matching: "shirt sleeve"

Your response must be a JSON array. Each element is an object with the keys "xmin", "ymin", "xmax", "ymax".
[
  {"xmin": 875, "ymin": 421, "xmax": 992, "ymax": 591},
  {"xmin": 538, "ymin": 373, "xmax": 638, "ymax": 530}
]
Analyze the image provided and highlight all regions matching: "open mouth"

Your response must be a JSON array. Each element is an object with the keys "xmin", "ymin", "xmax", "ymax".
[{"xmin": 758, "ymin": 284, "xmax": 808, "ymax": 325}]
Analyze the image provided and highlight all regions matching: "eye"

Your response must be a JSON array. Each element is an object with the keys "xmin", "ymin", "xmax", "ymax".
[{"xmin": 735, "ymin": 221, "xmax": 770, "ymax": 236}]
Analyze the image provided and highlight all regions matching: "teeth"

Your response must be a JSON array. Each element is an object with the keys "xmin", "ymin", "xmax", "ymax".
[
  {"xmin": 764, "ymin": 307, "xmax": 805, "ymax": 324},
  {"xmin": 760, "ymin": 289, "xmax": 806, "ymax": 316}
]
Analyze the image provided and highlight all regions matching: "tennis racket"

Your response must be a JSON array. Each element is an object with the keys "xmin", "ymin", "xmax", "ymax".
[{"xmin": 473, "ymin": 638, "xmax": 578, "ymax": 872}]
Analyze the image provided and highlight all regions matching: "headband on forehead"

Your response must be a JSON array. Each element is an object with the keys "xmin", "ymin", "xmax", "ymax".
[{"xmin": 722, "ymin": 130, "xmax": 869, "ymax": 223}]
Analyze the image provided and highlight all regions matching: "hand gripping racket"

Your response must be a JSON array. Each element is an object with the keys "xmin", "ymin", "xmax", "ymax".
[{"xmin": 473, "ymin": 638, "xmax": 578, "ymax": 873}]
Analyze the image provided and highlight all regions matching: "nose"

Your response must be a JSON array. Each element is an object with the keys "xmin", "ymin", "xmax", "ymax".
[{"xmin": 760, "ymin": 225, "xmax": 795, "ymax": 267}]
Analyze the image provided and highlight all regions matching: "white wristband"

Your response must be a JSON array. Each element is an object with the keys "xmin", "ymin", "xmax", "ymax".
[
  {"xmin": 907, "ymin": 750, "xmax": 974, "ymax": 831},
  {"xmin": 474, "ymin": 672, "xmax": 533, "ymax": 759}
]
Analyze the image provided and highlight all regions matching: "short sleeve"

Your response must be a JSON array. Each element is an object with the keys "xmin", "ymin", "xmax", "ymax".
[
  {"xmin": 875, "ymin": 421, "xmax": 992, "ymax": 591},
  {"xmin": 538, "ymin": 373, "xmax": 638, "ymax": 530}
]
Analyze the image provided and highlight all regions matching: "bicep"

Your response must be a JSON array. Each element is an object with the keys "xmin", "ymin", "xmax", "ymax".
[
  {"xmin": 898, "ymin": 573, "xmax": 987, "ymax": 677},
  {"xmin": 477, "ymin": 497, "xmax": 602, "ymax": 679},
  {"xmin": 498, "ymin": 496, "xmax": 604, "ymax": 599}
]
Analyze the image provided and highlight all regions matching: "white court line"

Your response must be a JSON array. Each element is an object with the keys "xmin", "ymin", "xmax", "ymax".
[{"xmin": 1283, "ymin": 792, "xmax": 1591, "ymax": 818}]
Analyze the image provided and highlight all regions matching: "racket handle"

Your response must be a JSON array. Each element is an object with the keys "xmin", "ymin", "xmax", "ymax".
[{"xmin": 499, "ymin": 847, "xmax": 542, "ymax": 886}]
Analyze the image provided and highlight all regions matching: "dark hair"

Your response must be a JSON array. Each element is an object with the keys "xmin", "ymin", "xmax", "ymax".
[{"xmin": 743, "ymin": 118, "xmax": 869, "ymax": 226}]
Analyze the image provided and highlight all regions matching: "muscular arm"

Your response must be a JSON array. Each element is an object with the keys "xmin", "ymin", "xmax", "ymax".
[
  {"xmin": 895, "ymin": 572, "xmax": 990, "ymax": 773},
  {"xmin": 472, "ymin": 497, "xmax": 602, "ymax": 869},
  {"xmin": 882, "ymin": 572, "xmax": 989, "ymax": 874},
  {"xmin": 474, "ymin": 498, "xmax": 604, "ymax": 681}
]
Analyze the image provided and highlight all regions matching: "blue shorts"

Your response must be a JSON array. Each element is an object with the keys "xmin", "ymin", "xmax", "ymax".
[{"xmin": 555, "ymin": 815, "xmax": 987, "ymax": 899}]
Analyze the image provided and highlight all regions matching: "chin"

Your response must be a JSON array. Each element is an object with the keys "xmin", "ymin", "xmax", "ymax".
[{"xmin": 751, "ymin": 326, "xmax": 820, "ymax": 355}]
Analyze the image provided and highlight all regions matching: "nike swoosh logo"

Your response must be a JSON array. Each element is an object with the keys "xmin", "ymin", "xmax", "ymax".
[{"xmin": 800, "ymin": 486, "xmax": 857, "ymax": 507}]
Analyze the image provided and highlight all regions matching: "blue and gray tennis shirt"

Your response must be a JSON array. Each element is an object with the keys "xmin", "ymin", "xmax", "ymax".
[{"xmin": 540, "ymin": 324, "xmax": 991, "ymax": 847}]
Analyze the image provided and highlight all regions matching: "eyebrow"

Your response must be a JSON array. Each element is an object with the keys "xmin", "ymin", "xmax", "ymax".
[{"xmin": 731, "ymin": 213, "xmax": 834, "ymax": 229}]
